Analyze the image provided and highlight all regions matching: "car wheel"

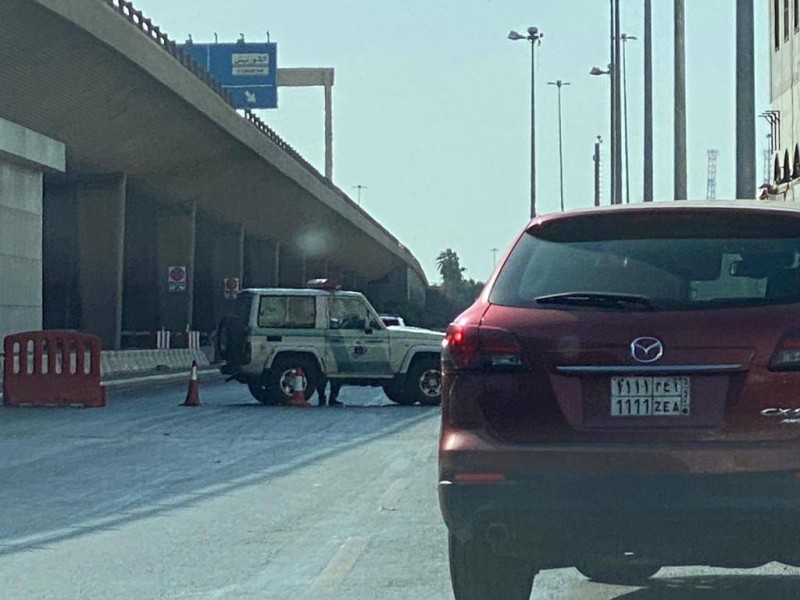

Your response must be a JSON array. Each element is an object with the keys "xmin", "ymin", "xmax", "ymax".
[
  {"xmin": 577, "ymin": 555, "xmax": 661, "ymax": 585},
  {"xmin": 248, "ymin": 380, "xmax": 281, "ymax": 405},
  {"xmin": 265, "ymin": 356, "xmax": 320, "ymax": 405},
  {"xmin": 449, "ymin": 534, "xmax": 535, "ymax": 600},
  {"xmin": 382, "ymin": 383, "xmax": 408, "ymax": 404},
  {"xmin": 402, "ymin": 358, "xmax": 442, "ymax": 406}
]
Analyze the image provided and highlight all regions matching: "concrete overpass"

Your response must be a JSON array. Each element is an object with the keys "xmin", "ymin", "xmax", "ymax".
[{"xmin": 0, "ymin": 0, "xmax": 427, "ymax": 349}]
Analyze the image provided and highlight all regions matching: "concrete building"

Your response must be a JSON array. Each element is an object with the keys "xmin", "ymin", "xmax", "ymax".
[
  {"xmin": 0, "ymin": 118, "xmax": 65, "ymax": 345},
  {"xmin": 768, "ymin": 0, "xmax": 800, "ymax": 198},
  {"xmin": 0, "ymin": 0, "xmax": 427, "ymax": 350}
]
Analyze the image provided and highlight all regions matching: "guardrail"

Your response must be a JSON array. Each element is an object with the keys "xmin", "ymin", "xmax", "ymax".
[{"xmin": 100, "ymin": 0, "xmax": 419, "ymax": 272}]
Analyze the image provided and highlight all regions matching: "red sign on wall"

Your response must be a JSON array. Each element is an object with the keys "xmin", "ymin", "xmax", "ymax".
[
  {"xmin": 224, "ymin": 277, "xmax": 240, "ymax": 299},
  {"xmin": 168, "ymin": 266, "xmax": 187, "ymax": 293}
]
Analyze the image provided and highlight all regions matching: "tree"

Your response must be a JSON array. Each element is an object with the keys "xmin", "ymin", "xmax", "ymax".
[{"xmin": 436, "ymin": 249, "xmax": 465, "ymax": 288}]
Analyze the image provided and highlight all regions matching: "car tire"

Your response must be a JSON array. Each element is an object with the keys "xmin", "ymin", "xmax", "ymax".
[
  {"xmin": 383, "ymin": 382, "xmax": 411, "ymax": 405},
  {"xmin": 265, "ymin": 356, "xmax": 320, "ymax": 405},
  {"xmin": 248, "ymin": 379, "xmax": 281, "ymax": 405},
  {"xmin": 449, "ymin": 534, "xmax": 535, "ymax": 600},
  {"xmin": 402, "ymin": 357, "xmax": 442, "ymax": 406},
  {"xmin": 576, "ymin": 556, "xmax": 661, "ymax": 585}
]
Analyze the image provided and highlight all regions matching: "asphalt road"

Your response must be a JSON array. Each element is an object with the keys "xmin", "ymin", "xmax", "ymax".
[{"xmin": 1, "ymin": 380, "xmax": 800, "ymax": 599}]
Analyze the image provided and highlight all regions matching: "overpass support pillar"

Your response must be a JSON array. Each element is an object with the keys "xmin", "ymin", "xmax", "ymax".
[
  {"xmin": 354, "ymin": 276, "xmax": 369, "ymax": 294},
  {"xmin": 156, "ymin": 203, "xmax": 196, "ymax": 331},
  {"xmin": 0, "ymin": 118, "xmax": 65, "ymax": 344},
  {"xmin": 279, "ymin": 247, "xmax": 306, "ymax": 288},
  {"xmin": 368, "ymin": 266, "xmax": 410, "ymax": 312},
  {"xmin": 342, "ymin": 270, "xmax": 357, "ymax": 291},
  {"xmin": 244, "ymin": 237, "xmax": 279, "ymax": 288},
  {"xmin": 305, "ymin": 259, "xmax": 329, "ymax": 281},
  {"xmin": 329, "ymin": 265, "xmax": 344, "ymax": 286},
  {"xmin": 212, "ymin": 223, "xmax": 244, "ymax": 326},
  {"xmin": 76, "ymin": 174, "xmax": 126, "ymax": 349}
]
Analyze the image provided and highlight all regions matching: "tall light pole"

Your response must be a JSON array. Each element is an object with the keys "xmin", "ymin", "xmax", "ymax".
[
  {"xmin": 591, "ymin": 64, "xmax": 614, "ymax": 204},
  {"xmin": 736, "ymin": 0, "xmax": 756, "ymax": 199},
  {"xmin": 620, "ymin": 33, "xmax": 637, "ymax": 204},
  {"xmin": 548, "ymin": 80, "xmax": 571, "ymax": 211},
  {"xmin": 613, "ymin": 0, "xmax": 623, "ymax": 204},
  {"xmin": 643, "ymin": 0, "xmax": 654, "ymax": 201},
  {"xmin": 675, "ymin": 0, "xmax": 687, "ymax": 200},
  {"xmin": 509, "ymin": 27, "xmax": 544, "ymax": 219},
  {"xmin": 353, "ymin": 184, "xmax": 367, "ymax": 206},
  {"xmin": 594, "ymin": 136, "xmax": 603, "ymax": 206}
]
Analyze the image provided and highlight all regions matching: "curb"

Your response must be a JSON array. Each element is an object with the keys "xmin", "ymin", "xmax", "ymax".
[
  {"xmin": 103, "ymin": 369, "xmax": 223, "ymax": 393},
  {"xmin": 0, "ymin": 369, "xmax": 224, "ymax": 403}
]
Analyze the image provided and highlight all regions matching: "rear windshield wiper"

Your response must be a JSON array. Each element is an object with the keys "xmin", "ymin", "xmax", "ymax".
[{"xmin": 534, "ymin": 292, "xmax": 656, "ymax": 310}]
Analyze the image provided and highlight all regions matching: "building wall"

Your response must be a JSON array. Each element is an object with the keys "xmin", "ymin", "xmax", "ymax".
[
  {"xmin": 769, "ymin": 0, "xmax": 800, "ymax": 186},
  {"xmin": 0, "ymin": 162, "xmax": 44, "ymax": 341},
  {"xmin": 0, "ymin": 118, "xmax": 64, "ymax": 343}
]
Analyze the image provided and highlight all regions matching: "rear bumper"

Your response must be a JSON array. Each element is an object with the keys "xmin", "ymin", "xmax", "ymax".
[
  {"xmin": 439, "ymin": 429, "xmax": 800, "ymax": 566},
  {"xmin": 440, "ymin": 471, "xmax": 800, "ymax": 568}
]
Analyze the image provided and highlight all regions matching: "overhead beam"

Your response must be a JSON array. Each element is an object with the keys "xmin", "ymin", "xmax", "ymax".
[{"xmin": 277, "ymin": 68, "xmax": 335, "ymax": 180}]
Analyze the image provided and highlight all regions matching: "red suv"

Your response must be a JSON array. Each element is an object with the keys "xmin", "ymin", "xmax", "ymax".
[{"xmin": 439, "ymin": 202, "xmax": 800, "ymax": 599}]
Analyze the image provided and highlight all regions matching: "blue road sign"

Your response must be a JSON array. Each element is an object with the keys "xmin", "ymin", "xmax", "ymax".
[{"xmin": 179, "ymin": 42, "xmax": 277, "ymax": 109}]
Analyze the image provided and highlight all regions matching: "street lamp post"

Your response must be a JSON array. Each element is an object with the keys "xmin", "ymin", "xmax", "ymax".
[
  {"xmin": 620, "ymin": 33, "xmax": 637, "ymax": 204},
  {"xmin": 590, "ymin": 64, "xmax": 614, "ymax": 204},
  {"xmin": 509, "ymin": 27, "xmax": 543, "ymax": 219},
  {"xmin": 548, "ymin": 80, "xmax": 571, "ymax": 212},
  {"xmin": 353, "ymin": 184, "xmax": 367, "ymax": 206}
]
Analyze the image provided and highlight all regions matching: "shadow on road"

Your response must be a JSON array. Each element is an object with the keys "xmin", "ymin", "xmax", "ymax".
[
  {"xmin": 0, "ymin": 382, "xmax": 440, "ymax": 557},
  {"xmin": 612, "ymin": 574, "xmax": 800, "ymax": 599}
]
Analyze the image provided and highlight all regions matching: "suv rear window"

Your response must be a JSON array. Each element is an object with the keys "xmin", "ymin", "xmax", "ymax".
[
  {"xmin": 490, "ymin": 211, "xmax": 800, "ymax": 311},
  {"xmin": 258, "ymin": 295, "xmax": 316, "ymax": 328}
]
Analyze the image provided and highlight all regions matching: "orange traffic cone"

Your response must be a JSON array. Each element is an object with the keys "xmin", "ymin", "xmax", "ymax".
[
  {"xmin": 181, "ymin": 360, "xmax": 201, "ymax": 406},
  {"xmin": 288, "ymin": 367, "xmax": 311, "ymax": 408}
]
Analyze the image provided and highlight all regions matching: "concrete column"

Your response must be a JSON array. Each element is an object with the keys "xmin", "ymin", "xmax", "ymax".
[
  {"xmin": 244, "ymin": 237, "xmax": 279, "ymax": 288},
  {"xmin": 279, "ymin": 247, "xmax": 308, "ymax": 288},
  {"xmin": 76, "ymin": 174, "xmax": 126, "ymax": 350},
  {"xmin": 211, "ymin": 223, "xmax": 244, "ymax": 326},
  {"xmin": 342, "ymin": 270, "xmax": 357, "ymax": 291},
  {"xmin": 354, "ymin": 276, "xmax": 369, "ymax": 294},
  {"xmin": 156, "ymin": 203, "xmax": 196, "ymax": 331},
  {"xmin": 368, "ymin": 266, "xmax": 408, "ymax": 311},
  {"xmin": 0, "ymin": 119, "xmax": 65, "ymax": 343},
  {"xmin": 43, "ymin": 179, "xmax": 79, "ymax": 330},
  {"xmin": 329, "ymin": 265, "xmax": 344, "ymax": 286},
  {"xmin": 306, "ymin": 259, "xmax": 329, "ymax": 281},
  {"xmin": 122, "ymin": 194, "xmax": 159, "ymax": 337}
]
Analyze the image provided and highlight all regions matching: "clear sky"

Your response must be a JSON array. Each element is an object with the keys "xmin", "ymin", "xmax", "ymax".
[{"xmin": 133, "ymin": 0, "xmax": 771, "ymax": 284}]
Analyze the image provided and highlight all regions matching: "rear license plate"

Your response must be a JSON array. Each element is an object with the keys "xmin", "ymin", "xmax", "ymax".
[{"xmin": 610, "ymin": 376, "xmax": 691, "ymax": 417}]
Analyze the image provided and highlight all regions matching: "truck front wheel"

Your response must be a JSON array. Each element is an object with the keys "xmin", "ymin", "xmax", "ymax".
[{"xmin": 401, "ymin": 357, "xmax": 442, "ymax": 406}]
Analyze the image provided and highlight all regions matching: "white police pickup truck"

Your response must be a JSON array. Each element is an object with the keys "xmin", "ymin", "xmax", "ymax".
[{"xmin": 217, "ymin": 280, "xmax": 444, "ymax": 406}]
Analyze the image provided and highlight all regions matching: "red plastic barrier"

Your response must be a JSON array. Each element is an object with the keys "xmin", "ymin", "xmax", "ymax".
[{"xmin": 3, "ymin": 331, "xmax": 106, "ymax": 408}]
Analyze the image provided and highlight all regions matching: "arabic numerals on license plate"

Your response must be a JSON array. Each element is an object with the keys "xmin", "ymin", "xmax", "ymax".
[{"xmin": 610, "ymin": 376, "xmax": 691, "ymax": 417}]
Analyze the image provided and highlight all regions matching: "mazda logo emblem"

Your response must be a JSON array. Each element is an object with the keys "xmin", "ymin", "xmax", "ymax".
[{"xmin": 630, "ymin": 337, "xmax": 663, "ymax": 363}]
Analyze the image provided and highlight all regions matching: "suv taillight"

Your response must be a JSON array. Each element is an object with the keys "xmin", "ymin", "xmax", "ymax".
[
  {"xmin": 770, "ymin": 333, "xmax": 800, "ymax": 371},
  {"xmin": 443, "ymin": 324, "xmax": 523, "ymax": 371}
]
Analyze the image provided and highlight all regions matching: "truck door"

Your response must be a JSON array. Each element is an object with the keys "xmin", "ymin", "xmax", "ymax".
[{"xmin": 327, "ymin": 296, "xmax": 392, "ymax": 377}]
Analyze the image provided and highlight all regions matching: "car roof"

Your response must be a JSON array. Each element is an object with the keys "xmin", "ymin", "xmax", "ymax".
[
  {"xmin": 531, "ymin": 200, "xmax": 800, "ymax": 226},
  {"xmin": 240, "ymin": 288, "xmax": 365, "ymax": 298}
]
